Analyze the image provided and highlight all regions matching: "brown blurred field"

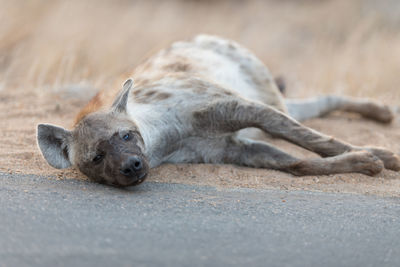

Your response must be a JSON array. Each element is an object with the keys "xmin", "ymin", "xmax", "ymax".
[
  {"xmin": 1, "ymin": 0, "xmax": 400, "ymax": 196},
  {"xmin": 2, "ymin": 0, "xmax": 400, "ymax": 100}
]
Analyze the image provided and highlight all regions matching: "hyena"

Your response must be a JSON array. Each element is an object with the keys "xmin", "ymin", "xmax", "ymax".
[{"xmin": 37, "ymin": 35, "xmax": 400, "ymax": 187}]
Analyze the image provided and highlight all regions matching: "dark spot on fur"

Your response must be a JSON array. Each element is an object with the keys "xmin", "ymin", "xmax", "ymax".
[
  {"xmin": 181, "ymin": 78, "xmax": 211, "ymax": 93},
  {"xmin": 144, "ymin": 90, "xmax": 156, "ymax": 97},
  {"xmin": 163, "ymin": 62, "xmax": 191, "ymax": 72},
  {"xmin": 135, "ymin": 89, "xmax": 172, "ymax": 104},
  {"xmin": 179, "ymin": 77, "xmax": 236, "ymax": 97},
  {"xmin": 153, "ymin": 92, "xmax": 171, "ymax": 101},
  {"xmin": 133, "ymin": 89, "xmax": 143, "ymax": 96}
]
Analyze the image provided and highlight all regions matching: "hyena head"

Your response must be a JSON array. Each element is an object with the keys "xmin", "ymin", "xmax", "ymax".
[{"xmin": 36, "ymin": 79, "xmax": 149, "ymax": 187}]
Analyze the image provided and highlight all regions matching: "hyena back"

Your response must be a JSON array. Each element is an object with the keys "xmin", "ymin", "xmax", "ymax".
[{"xmin": 37, "ymin": 34, "xmax": 400, "ymax": 187}]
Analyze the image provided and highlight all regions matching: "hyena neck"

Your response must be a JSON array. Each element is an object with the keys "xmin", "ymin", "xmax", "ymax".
[{"xmin": 126, "ymin": 104, "xmax": 166, "ymax": 168}]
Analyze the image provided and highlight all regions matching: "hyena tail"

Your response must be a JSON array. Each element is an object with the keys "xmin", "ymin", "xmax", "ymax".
[{"xmin": 285, "ymin": 95, "xmax": 394, "ymax": 123}]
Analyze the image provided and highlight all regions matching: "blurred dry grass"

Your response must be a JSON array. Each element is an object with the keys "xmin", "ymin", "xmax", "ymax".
[{"xmin": 1, "ymin": 0, "xmax": 400, "ymax": 102}]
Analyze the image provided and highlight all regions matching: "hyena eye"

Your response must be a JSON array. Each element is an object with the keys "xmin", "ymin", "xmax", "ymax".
[
  {"xmin": 93, "ymin": 154, "xmax": 104, "ymax": 164},
  {"xmin": 122, "ymin": 133, "xmax": 131, "ymax": 141}
]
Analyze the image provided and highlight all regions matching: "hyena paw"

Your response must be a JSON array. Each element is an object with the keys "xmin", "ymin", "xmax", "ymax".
[
  {"xmin": 356, "ymin": 147, "xmax": 400, "ymax": 171},
  {"xmin": 348, "ymin": 151, "xmax": 384, "ymax": 176}
]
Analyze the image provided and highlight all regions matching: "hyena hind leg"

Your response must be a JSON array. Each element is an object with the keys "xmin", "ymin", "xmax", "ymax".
[{"xmin": 285, "ymin": 95, "xmax": 394, "ymax": 123}]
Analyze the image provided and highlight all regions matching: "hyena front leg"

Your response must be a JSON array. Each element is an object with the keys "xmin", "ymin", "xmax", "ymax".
[
  {"xmin": 222, "ymin": 137, "xmax": 384, "ymax": 176},
  {"xmin": 192, "ymin": 100, "xmax": 400, "ymax": 171},
  {"xmin": 167, "ymin": 136, "xmax": 383, "ymax": 176}
]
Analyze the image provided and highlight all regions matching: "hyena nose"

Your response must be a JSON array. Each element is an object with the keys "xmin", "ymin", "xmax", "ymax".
[{"xmin": 120, "ymin": 156, "xmax": 143, "ymax": 176}]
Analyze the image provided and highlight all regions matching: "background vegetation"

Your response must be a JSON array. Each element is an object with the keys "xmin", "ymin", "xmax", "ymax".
[{"xmin": 1, "ymin": 0, "xmax": 400, "ymax": 102}]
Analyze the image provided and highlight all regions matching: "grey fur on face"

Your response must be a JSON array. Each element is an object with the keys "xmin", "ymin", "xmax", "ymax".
[{"xmin": 72, "ymin": 112, "xmax": 148, "ymax": 186}]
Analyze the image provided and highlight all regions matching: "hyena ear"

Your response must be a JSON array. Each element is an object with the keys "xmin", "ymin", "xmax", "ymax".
[
  {"xmin": 112, "ymin": 78, "xmax": 134, "ymax": 113},
  {"xmin": 37, "ymin": 124, "xmax": 72, "ymax": 169}
]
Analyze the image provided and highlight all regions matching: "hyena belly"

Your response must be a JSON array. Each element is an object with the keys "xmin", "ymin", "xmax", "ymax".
[{"xmin": 133, "ymin": 34, "xmax": 287, "ymax": 113}]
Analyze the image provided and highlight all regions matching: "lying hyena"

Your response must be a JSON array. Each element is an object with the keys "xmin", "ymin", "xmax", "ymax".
[{"xmin": 37, "ymin": 35, "xmax": 400, "ymax": 187}]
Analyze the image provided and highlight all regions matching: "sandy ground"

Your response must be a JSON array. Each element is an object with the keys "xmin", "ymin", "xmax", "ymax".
[{"xmin": 1, "ymin": 86, "xmax": 400, "ymax": 197}]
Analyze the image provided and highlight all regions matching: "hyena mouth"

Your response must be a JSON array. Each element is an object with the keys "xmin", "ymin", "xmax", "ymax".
[
  {"xmin": 128, "ymin": 174, "xmax": 147, "ymax": 186},
  {"xmin": 107, "ymin": 173, "xmax": 148, "ymax": 187},
  {"xmin": 127, "ymin": 172, "xmax": 148, "ymax": 187}
]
